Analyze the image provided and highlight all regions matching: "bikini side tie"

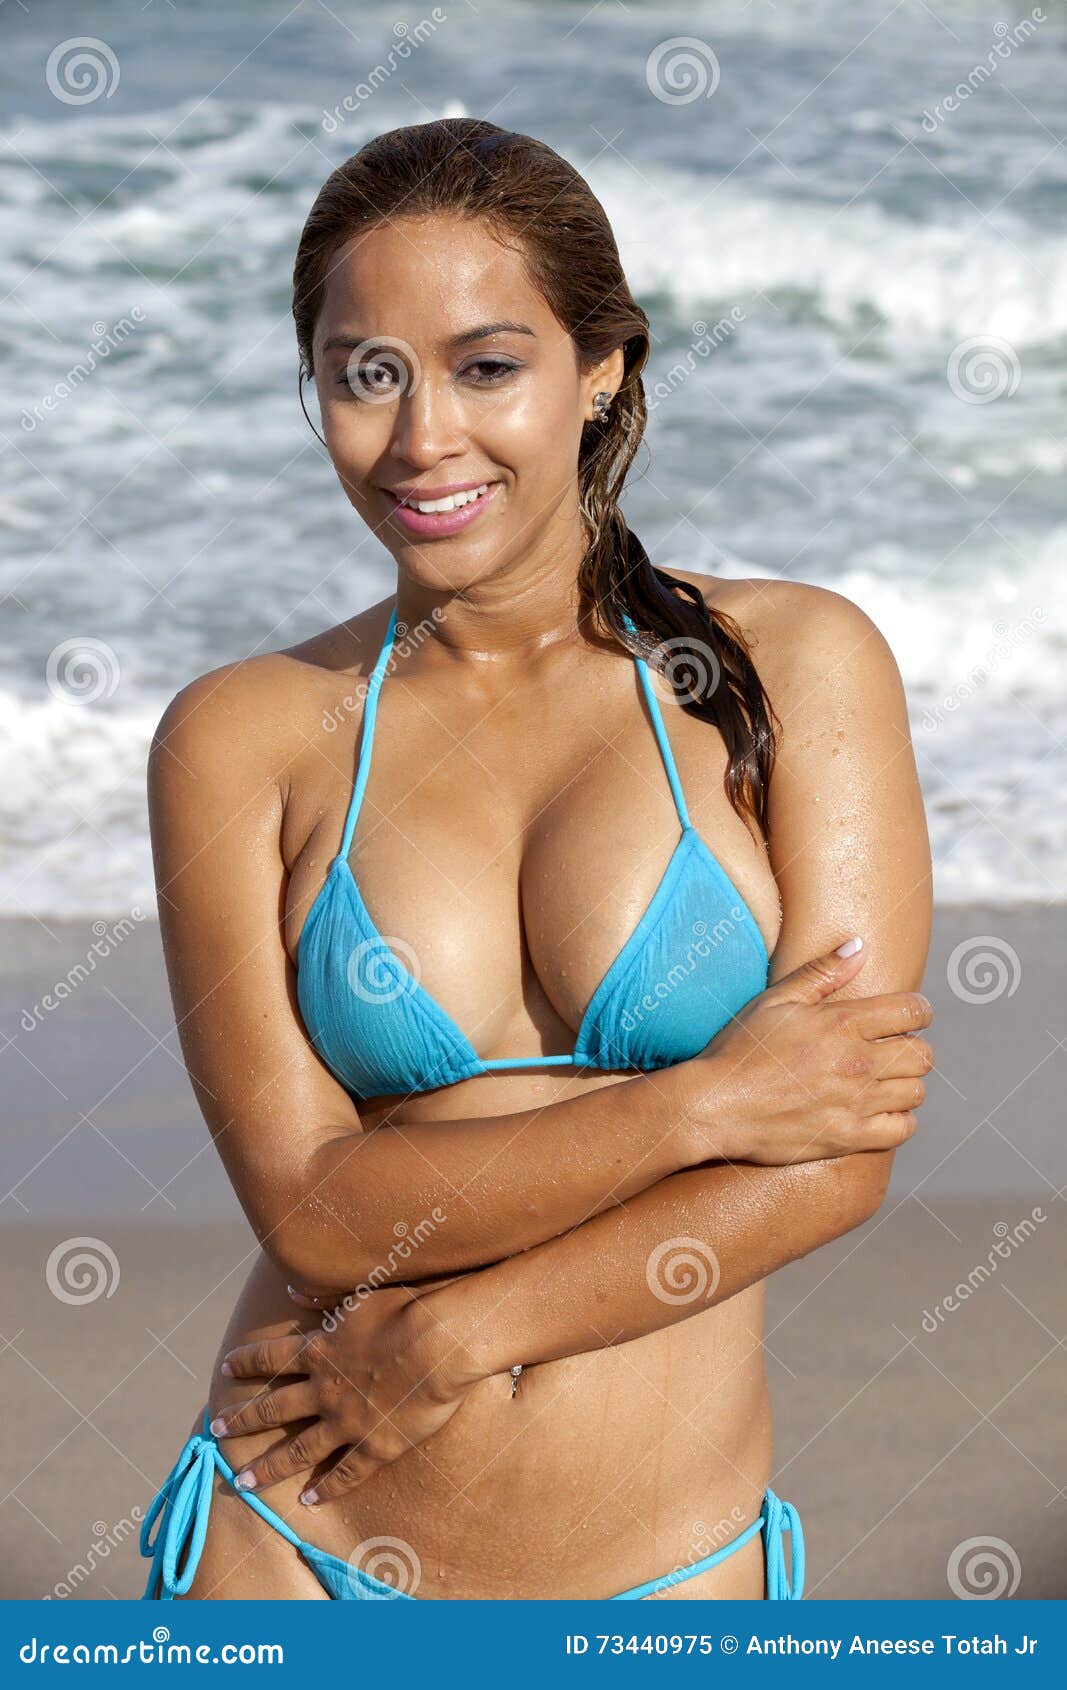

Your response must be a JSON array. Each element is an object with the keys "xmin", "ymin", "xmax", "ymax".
[
  {"xmin": 762, "ymin": 1485, "xmax": 806, "ymax": 1599},
  {"xmin": 140, "ymin": 1412, "xmax": 306, "ymax": 1599},
  {"xmin": 140, "ymin": 1428, "xmax": 220, "ymax": 1599}
]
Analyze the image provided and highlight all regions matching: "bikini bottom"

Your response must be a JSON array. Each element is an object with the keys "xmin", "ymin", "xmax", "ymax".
[{"xmin": 141, "ymin": 1406, "xmax": 805, "ymax": 1602}]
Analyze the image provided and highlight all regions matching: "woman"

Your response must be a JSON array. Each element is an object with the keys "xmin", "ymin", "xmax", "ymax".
[{"xmin": 140, "ymin": 118, "xmax": 932, "ymax": 1602}]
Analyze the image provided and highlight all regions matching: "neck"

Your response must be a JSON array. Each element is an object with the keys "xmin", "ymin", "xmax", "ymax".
[{"xmin": 392, "ymin": 526, "xmax": 599, "ymax": 664}]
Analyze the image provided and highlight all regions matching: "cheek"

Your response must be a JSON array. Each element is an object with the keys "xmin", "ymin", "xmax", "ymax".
[
  {"xmin": 488, "ymin": 386, "xmax": 583, "ymax": 484},
  {"xmin": 321, "ymin": 398, "xmax": 389, "ymax": 474}
]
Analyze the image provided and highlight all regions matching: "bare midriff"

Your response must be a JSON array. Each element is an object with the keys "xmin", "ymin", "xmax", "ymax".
[{"xmin": 186, "ymin": 1065, "xmax": 775, "ymax": 1602}]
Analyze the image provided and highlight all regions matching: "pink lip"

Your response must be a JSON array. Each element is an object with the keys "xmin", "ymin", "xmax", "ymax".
[{"xmin": 383, "ymin": 481, "xmax": 502, "ymax": 538}]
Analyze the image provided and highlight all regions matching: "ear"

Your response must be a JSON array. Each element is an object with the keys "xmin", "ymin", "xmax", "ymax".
[{"xmin": 581, "ymin": 345, "xmax": 626, "ymax": 421}]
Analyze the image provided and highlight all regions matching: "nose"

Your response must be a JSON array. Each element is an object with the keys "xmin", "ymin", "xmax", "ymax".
[{"xmin": 388, "ymin": 373, "xmax": 467, "ymax": 470}]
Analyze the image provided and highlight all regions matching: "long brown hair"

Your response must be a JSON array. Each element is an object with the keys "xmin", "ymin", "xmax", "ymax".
[{"xmin": 293, "ymin": 117, "xmax": 777, "ymax": 836}]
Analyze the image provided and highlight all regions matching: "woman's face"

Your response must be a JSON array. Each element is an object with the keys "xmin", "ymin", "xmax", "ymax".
[{"xmin": 312, "ymin": 212, "xmax": 621, "ymax": 596}]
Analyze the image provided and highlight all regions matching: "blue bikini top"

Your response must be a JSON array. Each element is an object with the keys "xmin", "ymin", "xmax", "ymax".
[{"xmin": 296, "ymin": 604, "xmax": 770, "ymax": 1101}]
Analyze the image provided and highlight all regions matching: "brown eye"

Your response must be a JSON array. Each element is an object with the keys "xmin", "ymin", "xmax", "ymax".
[
  {"xmin": 343, "ymin": 362, "xmax": 397, "ymax": 398},
  {"xmin": 462, "ymin": 358, "xmax": 521, "ymax": 384}
]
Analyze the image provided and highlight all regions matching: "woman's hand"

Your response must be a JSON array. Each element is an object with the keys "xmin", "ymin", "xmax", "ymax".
[
  {"xmin": 689, "ymin": 937, "xmax": 934, "ymax": 1165},
  {"xmin": 211, "ymin": 1284, "xmax": 487, "ymax": 1505}
]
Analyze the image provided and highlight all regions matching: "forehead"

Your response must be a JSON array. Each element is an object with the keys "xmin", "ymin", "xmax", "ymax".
[{"xmin": 315, "ymin": 213, "xmax": 559, "ymax": 349}]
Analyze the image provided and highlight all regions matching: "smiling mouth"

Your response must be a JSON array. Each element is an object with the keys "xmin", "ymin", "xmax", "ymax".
[
  {"xmin": 387, "ymin": 482, "xmax": 497, "ymax": 514},
  {"xmin": 382, "ymin": 480, "xmax": 503, "ymax": 537}
]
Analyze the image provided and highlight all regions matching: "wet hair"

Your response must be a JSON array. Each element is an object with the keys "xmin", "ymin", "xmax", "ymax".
[{"xmin": 293, "ymin": 117, "xmax": 777, "ymax": 835}]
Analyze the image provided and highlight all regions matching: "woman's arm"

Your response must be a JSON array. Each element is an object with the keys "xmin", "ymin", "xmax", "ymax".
[
  {"xmin": 148, "ymin": 653, "xmax": 711, "ymax": 1287},
  {"xmin": 216, "ymin": 585, "xmax": 935, "ymax": 1501},
  {"xmin": 422, "ymin": 584, "xmax": 933, "ymax": 1374}
]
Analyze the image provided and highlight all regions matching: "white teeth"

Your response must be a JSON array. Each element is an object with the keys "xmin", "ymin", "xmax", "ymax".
[{"xmin": 404, "ymin": 483, "xmax": 490, "ymax": 513}]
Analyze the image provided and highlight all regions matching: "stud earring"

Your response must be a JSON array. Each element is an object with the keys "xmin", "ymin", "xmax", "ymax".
[{"xmin": 592, "ymin": 390, "xmax": 612, "ymax": 424}]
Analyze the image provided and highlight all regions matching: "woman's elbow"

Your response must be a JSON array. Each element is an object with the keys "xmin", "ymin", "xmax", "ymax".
[{"xmin": 822, "ymin": 1147, "xmax": 896, "ymax": 1234}]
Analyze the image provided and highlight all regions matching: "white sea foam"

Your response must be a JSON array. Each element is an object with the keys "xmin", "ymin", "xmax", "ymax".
[{"xmin": 1, "ymin": 1, "xmax": 1062, "ymax": 912}]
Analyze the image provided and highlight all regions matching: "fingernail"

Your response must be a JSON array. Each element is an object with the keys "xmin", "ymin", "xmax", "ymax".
[
  {"xmin": 835, "ymin": 936, "xmax": 863, "ymax": 957},
  {"xmin": 220, "ymin": 1360, "xmax": 233, "ymax": 1376},
  {"xmin": 209, "ymin": 1416, "xmax": 228, "ymax": 1436},
  {"xmin": 300, "ymin": 1489, "xmax": 318, "ymax": 1507},
  {"xmin": 234, "ymin": 1469, "xmax": 257, "ymax": 1490}
]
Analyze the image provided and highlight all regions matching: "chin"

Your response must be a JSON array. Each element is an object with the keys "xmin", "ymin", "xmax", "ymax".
[{"xmin": 392, "ymin": 553, "xmax": 498, "ymax": 596}]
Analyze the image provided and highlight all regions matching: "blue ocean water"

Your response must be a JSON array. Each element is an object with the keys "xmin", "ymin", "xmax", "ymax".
[{"xmin": 0, "ymin": 0, "xmax": 1063, "ymax": 914}]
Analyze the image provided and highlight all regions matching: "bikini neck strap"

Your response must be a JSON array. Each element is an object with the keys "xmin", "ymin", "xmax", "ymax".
[
  {"xmin": 338, "ymin": 599, "xmax": 692, "ymax": 861},
  {"xmin": 338, "ymin": 602, "xmax": 400, "ymax": 861},
  {"xmin": 619, "ymin": 607, "xmax": 692, "ymax": 832}
]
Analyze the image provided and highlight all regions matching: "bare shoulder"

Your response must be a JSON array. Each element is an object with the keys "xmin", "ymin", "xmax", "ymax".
[
  {"xmin": 148, "ymin": 602, "xmax": 391, "ymax": 801},
  {"xmin": 666, "ymin": 568, "xmax": 906, "ymax": 728}
]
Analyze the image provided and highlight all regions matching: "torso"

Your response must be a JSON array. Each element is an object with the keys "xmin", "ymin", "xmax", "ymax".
[{"xmin": 188, "ymin": 572, "xmax": 786, "ymax": 1600}]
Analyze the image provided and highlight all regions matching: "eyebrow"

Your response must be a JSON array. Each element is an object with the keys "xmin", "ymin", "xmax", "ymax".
[{"xmin": 321, "ymin": 321, "xmax": 537, "ymax": 354}]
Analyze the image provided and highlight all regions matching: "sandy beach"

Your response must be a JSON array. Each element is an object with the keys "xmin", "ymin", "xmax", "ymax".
[{"xmin": 1, "ymin": 905, "xmax": 1064, "ymax": 1601}]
